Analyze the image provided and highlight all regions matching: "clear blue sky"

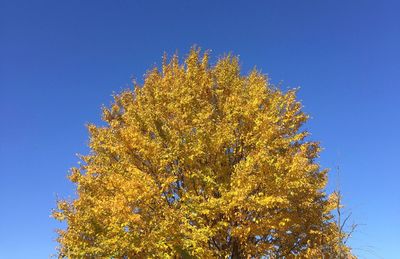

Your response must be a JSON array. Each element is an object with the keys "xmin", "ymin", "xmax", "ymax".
[{"xmin": 1, "ymin": 0, "xmax": 399, "ymax": 258}]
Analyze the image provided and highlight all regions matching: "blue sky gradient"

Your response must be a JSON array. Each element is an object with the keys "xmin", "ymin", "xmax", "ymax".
[{"xmin": 1, "ymin": 1, "xmax": 399, "ymax": 258}]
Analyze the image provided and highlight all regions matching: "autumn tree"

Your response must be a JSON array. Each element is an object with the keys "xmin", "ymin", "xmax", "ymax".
[{"xmin": 54, "ymin": 48, "xmax": 354, "ymax": 258}]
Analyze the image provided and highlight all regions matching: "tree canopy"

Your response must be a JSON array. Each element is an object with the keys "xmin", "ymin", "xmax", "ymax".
[{"xmin": 54, "ymin": 48, "xmax": 354, "ymax": 258}]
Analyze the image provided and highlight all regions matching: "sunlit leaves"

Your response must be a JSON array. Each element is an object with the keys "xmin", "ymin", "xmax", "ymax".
[{"xmin": 54, "ymin": 48, "xmax": 354, "ymax": 258}]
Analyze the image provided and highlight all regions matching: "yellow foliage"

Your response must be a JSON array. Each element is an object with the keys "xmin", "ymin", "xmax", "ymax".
[{"xmin": 53, "ymin": 48, "xmax": 354, "ymax": 258}]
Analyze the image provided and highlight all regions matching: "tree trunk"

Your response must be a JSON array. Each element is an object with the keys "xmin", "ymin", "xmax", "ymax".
[{"xmin": 231, "ymin": 238, "xmax": 241, "ymax": 259}]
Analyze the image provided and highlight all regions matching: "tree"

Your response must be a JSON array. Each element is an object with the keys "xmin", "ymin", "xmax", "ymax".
[{"xmin": 54, "ymin": 48, "xmax": 354, "ymax": 258}]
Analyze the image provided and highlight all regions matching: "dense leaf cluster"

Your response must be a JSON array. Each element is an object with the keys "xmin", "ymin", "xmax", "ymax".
[{"xmin": 54, "ymin": 48, "xmax": 354, "ymax": 258}]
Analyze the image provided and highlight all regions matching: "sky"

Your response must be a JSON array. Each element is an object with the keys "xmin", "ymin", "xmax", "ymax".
[{"xmin": 1, "ymin": 0, "xmax": 399, "ymax": 258}]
